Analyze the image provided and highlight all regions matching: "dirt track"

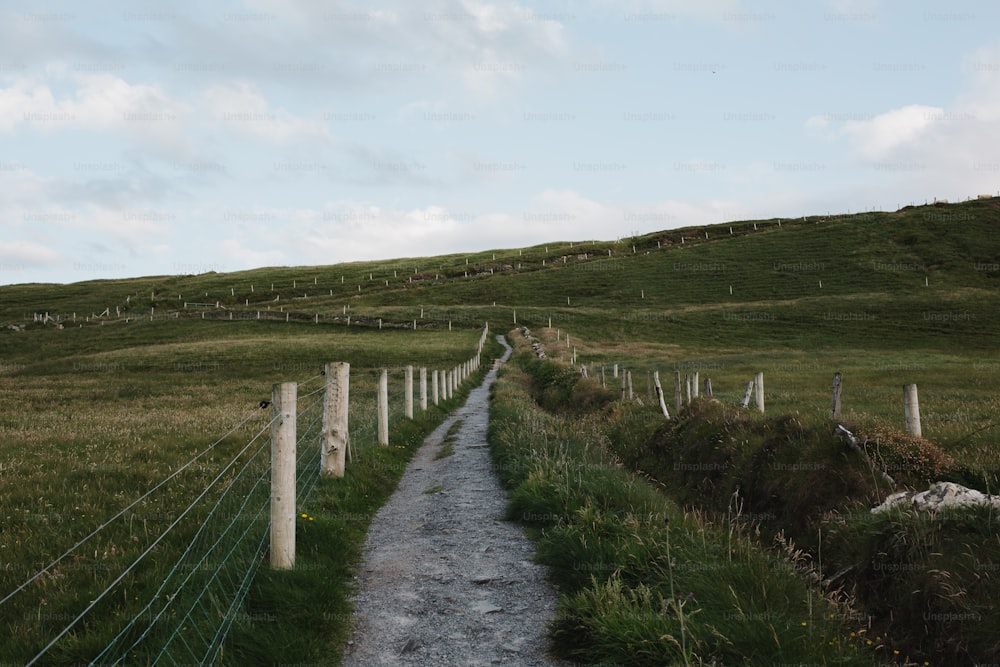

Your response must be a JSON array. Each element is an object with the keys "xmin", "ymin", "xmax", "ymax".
[{"xmin": 342, "ymin": 336, "xmax": 567, "ymax": 666}]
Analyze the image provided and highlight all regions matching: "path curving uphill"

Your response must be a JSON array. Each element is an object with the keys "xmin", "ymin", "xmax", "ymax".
[{"xmin": 342, "ymin": 336, "xmax": 566, "ymax": 666}]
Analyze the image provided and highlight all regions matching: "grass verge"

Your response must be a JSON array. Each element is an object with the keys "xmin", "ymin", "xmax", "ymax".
[{"xmin": 487, "ymin": 352, "xmax": 875, "ymax": 666}]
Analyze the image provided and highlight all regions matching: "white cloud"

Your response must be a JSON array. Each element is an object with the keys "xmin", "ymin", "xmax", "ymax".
[
  {"xmin": 0, "ymin": 240, "xmax": 63, "ymax": 267},
  {"xmin": 219, "ymin": 239, "xmax": 287, "ymax": 269},
  {"xmin": 202, "ymin": 81, "xmax": 331, "ymax": 144},
  {"xmin": 813, "ymin": 44, "xmax": 1000, "ymax": 201},
  {"xmin": 842, "ymin": 104, "xmax": 943, "ymax": 160},
  {"xmin": 0, "ymin": 72, "xmax": 191, "ymax": 157}
]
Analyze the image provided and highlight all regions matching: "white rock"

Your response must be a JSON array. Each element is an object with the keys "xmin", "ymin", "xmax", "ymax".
[{"xmin": 872, "ymin": 482, "xmax": 1000, "ymax": 514}]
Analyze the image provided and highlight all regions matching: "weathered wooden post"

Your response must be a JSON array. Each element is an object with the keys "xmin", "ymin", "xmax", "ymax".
[
  {"xmin": 741, "ymin": 380, "xmax": 754, "ymax": 408},
  {"xmin": 831, "ymin": 372, "xmax": 843, "ymax": 418},
  {"xmin": 685, "ymin": 374, "xmax": 692, "ymax": 404},
  {"xmin": 904, "ymin": 384, "xmax": 922, "ymax": 437},
  {"xmin": 693, "ymin": 371, "xmax": 700, "ymax": 399},
  {"xmin": 613, "ymin": 364, "xmax": 618, "ymax": 378},
  {"xmin": 440, "ymin": 370, "xmax": 447, "ymax": 402},
  {"xmin": 405, "ymin": 365, "xmax": 414, "ymax": 419},
  {"xmin": 653, "ymin": 371, "xmax": 671, "ymax": 418},
  {"xmin": 755, "ymin": 372, "xmax": 764, "ymax": 413},
  {"xmin": 320, "ymin": 363, "xmax": 350, "ymax": 478},
  {"xmin": 378, "ymin": 370, "xmax": 389, "ymax": 445},
  {"xmin": 420, "ymin": 367, "xmax": 428, "ymax": 411},
  {"xmin": 432, "ymin": 369, "xmax": 440, "ymax": 405},
  {"xmin": 626, "ymin": 371, "xmax": 634, "ymax": 400},
  {"xmin": 271, "ymin": 381, "xmax": 297, "ymax": 569},
  {"xmin": 703, "ymin": 377, "xmax": 713, "ymax": 397},
  {"xmin": 674, "ymin": 371, "xmax": 682, "ymax": 413}
]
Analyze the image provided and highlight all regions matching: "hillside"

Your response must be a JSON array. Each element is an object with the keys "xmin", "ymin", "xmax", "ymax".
[
  {"xmin": 4, "ymin": 197, "xmax": 999, "ymax": 341},
  {"xmin": 2, "ymin": 197, "xmax": 999, "ymax": 664}
]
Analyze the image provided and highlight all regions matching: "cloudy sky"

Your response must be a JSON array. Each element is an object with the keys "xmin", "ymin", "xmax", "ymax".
[{"xmin": 1, "ymin": 0, "xmax": 998, "ymax": 285}]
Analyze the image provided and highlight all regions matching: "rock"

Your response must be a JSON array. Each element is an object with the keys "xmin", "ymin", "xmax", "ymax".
[
  {"xmin": 872, "ymin": 481, "xmax": 1000, "ymax": 514},
  {"xmin": 400, "ymin": 637, "xmax": 422, "ymax": 654}
]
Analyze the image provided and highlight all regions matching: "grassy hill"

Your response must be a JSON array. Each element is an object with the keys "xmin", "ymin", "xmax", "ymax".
[{"xmin": 1, "ymin": 196, "xmax": 999, "ymax": 664}]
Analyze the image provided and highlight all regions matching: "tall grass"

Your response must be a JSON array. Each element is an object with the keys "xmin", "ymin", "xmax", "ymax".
[{"xmin": 488, "ymin": 352, "xmax": 874, "ymax": 665}]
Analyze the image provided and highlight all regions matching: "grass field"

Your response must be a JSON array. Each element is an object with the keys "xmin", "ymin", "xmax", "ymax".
[
  {"xmin": 1, "ymin": 197, "xmax": 998, "ymax": 663},
  {"xmin": 0, "ymin": 320, "xmax": 487, "ymax": 663}
]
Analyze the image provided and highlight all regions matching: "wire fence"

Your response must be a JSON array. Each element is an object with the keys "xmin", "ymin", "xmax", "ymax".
[{"xmin": 0, "ymin": 333, "xmax": 489, "ymax": 665}]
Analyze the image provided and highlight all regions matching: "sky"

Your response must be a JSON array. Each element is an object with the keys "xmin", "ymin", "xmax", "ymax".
[{"xmin": 1, "ymin": 0, "xmax": 999, "ymax": 285}]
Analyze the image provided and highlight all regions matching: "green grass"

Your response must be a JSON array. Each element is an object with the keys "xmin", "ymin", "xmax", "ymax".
[
  {"xmin": 509, "ymin": 333, "xmax": 1000, "ymax": 664},
  {"xmin": 488, "ymin": 353, "xmax": 875, "ymax": 665},
  {"xmin": 1, "ymin": 196, "xmax": 998, "ymax": 663},
  {"xmin": 0, "ymin": 316, "xmax": 496, "ymax": 663}
]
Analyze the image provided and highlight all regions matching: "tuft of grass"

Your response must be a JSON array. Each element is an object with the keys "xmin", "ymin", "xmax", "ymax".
[{"xmin": 434, "ymin": 419, "xmax": 463, "ymax": 459}]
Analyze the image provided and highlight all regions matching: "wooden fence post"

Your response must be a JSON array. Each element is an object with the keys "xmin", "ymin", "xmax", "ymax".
[
  {"xmin": 378, "ymin": 370, "xmax": 389, "ymax": 445},
  {"xmin": 831, "ymin": 372, "xmax": 843, "ymax": 419},
  {"xmin": 420, "ymin": 367, "xmax": 428, "ymax": 411},
  {"xmin": 755, "ymin": 372, "xmax": 765, "ymax": 413},
  {"xmin": 703, "ymin": 377, "xmax": 713, "ymax": 397},
  {"xmin": 741, "ymin": 380, "xmax": 754, "ymax": 408},
  {"xmin": 693, "ymin": 372, "xmax": 699, "ymax": 399},
  {"xmin": 405, "ymin": 365, "xmax": 414, "ymax": 419},
  {"xmin": 653, "ymin": 371, "xmax": 671, "ymax": 418},
  {"xmin": 904, "ymin": 384, "xmax": 921, "ymax": 437},
  {"xmin": 439, "ymin": 370, "xmax": 447, "ymax": 402},
  {"xmin": 674, "ymin": 371, "xmax": 682, "ymax": 413},
  {"xmin": 320, "ymin": 363, "xmax": 349, "ymax": 478},
  {"xmin": 685, "ymin": 374, "xmax": 692, "ymax": 405},
  {"xmin": 271, "ymin": 382, "xmax": 297, "ymax": 570},
  {"xmin": 432, "ymin": 369, "xmax": 440, "ymax": 405}
]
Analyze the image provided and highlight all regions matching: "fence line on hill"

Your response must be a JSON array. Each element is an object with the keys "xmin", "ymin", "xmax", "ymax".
[
  {"xmin": 518, "ymin": 325, "xmax": 929, "ymax": 438},
  {"xmin": 594, "ymin": 362, "xmax": 926, "ymax": 437},
  {"xmin": 3, "ymin": 325, "xmax": 490, "ymax": 665},
  {"xmin": 9, "ymin": 213, "xmax": 834, "ymax": 331}
]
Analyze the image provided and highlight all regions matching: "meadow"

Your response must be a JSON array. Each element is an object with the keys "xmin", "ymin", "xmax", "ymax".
[
  {"xmin": 0, "ymin": 319, "xmax": 487, "ymax": 663},
  {"xmin": 0, "ymin": 196, "xmax": 998, "ymax": 663}
]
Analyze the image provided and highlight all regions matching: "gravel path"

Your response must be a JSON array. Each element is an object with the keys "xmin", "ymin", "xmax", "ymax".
[{"xmin": 342, "ymin": 336, "xmax": 567, "ymax": 667}]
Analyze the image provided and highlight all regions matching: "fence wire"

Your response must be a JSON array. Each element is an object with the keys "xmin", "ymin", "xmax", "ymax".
[{"xmin": 5, "ymin": 329, "xmax": 488, "ymax": 665}]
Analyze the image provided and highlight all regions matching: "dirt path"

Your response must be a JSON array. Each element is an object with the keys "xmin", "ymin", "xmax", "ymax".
[{"xmin": 342, "ymin": 336, "xmax": 567, "ymax": 667}]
